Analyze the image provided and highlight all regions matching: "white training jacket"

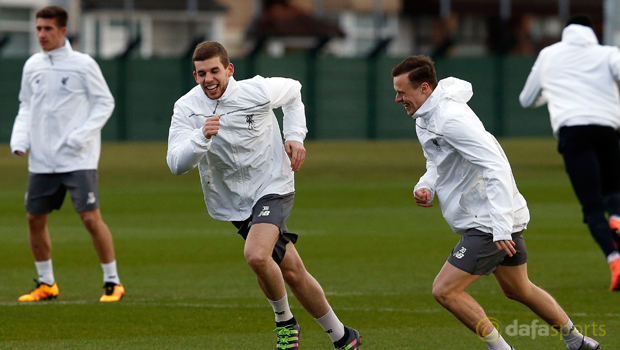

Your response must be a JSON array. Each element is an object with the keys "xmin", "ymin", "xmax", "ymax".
[
  {"xmin": 519, "ymin": 24, "xmax": 620, "ymax": 136},
  {"xmin": 167, "ymin": 75, "xmax": 307, "ymax": 221},
  {"xmin": 414, "ymin": 78, "xmax": 529, "ymax": 241},
  {"xmin": 10, "ymin": 40, "xmax": 115, "ymax": 173}
]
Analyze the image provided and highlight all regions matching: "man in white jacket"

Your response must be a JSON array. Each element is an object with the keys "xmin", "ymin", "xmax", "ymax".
[
  {"xmin": 10, "ymin": 6, "xmax": 124, "ymax": 302},
  {"xmin": 166, "ymin": 41, "xmax": 361, "ymax": 350},
  {"xmin": 393, "ymin": 55, "xmax": 601, "ymax": 350},
  {"xmin": 520, "ymin": 15, "xmax": 620, "ymax": 291}
]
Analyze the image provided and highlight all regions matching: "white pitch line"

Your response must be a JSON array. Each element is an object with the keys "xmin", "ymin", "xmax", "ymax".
[{"xmin": 2, "ymin": 300, "xmax": 619, "ymax": 318}]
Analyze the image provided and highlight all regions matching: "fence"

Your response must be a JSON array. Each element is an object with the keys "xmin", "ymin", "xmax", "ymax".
[{"xmin": 0, "ymin": 55, "xmax": 551, "ymax": 143}]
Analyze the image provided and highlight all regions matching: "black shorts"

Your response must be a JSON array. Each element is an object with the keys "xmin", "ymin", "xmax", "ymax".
[
  {"xmin": 447, "ymin": 229, "xmax": 528, "ymax": 275},
  {"xmin": 232, "ymin": 193, "xmax": 298, "ymax": 264},
  {"xmin": 26, "ymin": 170, "xmax": 100, "ymax": 214}
]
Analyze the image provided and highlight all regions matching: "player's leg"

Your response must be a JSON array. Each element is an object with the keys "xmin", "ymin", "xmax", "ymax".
[
  {"xmin": 27, "ymin": 213, "xmax": 51, "ymax": 261},
  {"xmin": 245, "ymin": 222, "xmax": 287, "ymax": 301},
  {"xmin": 559, "ymin": 126, "xmax": 620, "ymax": 291},
  {"xmin": 434, "ymin": 229, "xmax": 518, "ymax": 349},
  {"xmin": 494, "ymin": 264, "xmax": 601, "ymax": 350},
  {"xmin": 67, "ymin": 170, "xmax": 123, "ymax": 301},
  {"xmin": 79, "ymin": 209, "xmax": 115, "ymax": 264},
  {"xmin": 433, "ymin": 262, "xmax": 515, "ymax": 349},
  {"xmin": 243, "ymin": 222, "xmax": 302, "ymax": 349},
  {"xmin": 279, "ymin": 242, "xmax": 361, "ymax": 349},
  {"xmin": 19, "ymin": 174, "xmax": 64, "ymax": 301},
  {"xmin": 597, "ymin": 128, "xmax": 620, "ymax": 247},
  {"xmin": 432, "ymin": 262, "xmax": 486, "ymax": 331}
]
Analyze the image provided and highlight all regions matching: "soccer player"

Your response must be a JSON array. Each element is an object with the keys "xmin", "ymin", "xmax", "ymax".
[
  {"xmin": 520, "ymin": 15, "xmax": 620, "ymax": 291},
  {"xmin": 166, "ymin": 41, "xmax": 361, "ymax": 350},
  {"xmin": 392, "ymin": 55, "xmax": 601, "ymax": 350},
  {"xmin": 10, "ymin": 6, "xmax": 124, "ymax": 302}
]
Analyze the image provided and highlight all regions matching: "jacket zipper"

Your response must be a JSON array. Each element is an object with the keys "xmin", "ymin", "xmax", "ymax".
[{"xmin": 48, "ymin": 54, "xmax": 55, "ymax": 172}]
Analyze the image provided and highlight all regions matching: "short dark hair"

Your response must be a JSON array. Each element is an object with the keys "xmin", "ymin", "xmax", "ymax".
[
  {"xmin": 192, "ymin": 41, "xmax": 230, "ymax": 71},
  {"xmin": 36, "ymin": 6, "xmax": 68, "ymax": 28},
  {"xmin": 566, "ymin": 15, "xmax": 592, "ymax": 28},
  {"xmin": 391, "ymin": 55, "xmax": 438, "ymax": 90}
]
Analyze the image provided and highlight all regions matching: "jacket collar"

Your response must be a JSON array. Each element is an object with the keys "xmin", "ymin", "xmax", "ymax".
[
  {"xmin": 217, "ymin": 76, "xmax": 239, "ymax": 102},
  {"xmin": 561, "ymin": 24, "xmax": 598, "ymax": 47},
  {"xmin": 413, "ymin": 85, "xmax": 442, "ymax": 121},
  {"xmin": 43, "ymin": 38, "xmax": 72, "ymax": 61}
]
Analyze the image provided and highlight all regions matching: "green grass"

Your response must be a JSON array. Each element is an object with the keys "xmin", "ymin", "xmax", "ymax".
[{"xmin": 0, "ymin": 139, "xmax": 617, "ymax": 349}]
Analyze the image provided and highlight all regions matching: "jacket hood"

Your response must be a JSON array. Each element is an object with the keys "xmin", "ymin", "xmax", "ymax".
[
  {"xmin": 561, "ymin": 24, "xmax": 598, "ymax": 47},
  {"xmin": 414, "ymin": 77, "xmax": 473, "ymax": 119}
]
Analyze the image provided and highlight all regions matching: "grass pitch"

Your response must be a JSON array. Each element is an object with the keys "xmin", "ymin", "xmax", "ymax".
[{"xmin": 0, "ymin": 139, "xmax": 617, "ymax": 349}]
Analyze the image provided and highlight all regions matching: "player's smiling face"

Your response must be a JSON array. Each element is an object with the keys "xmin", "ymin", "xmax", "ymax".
[
  {"xmin": 393, "ymin": 73, "xmax": 430, "ymax": 116},
  {"xmin": 193, "ymin": 56, "xmax": 234, "ymax": 100}
]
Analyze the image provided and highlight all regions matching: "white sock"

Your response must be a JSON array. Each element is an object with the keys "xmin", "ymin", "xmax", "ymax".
[
  {"xmin": 315, "ymin": 308, "xmax": 345, "ymax": 343},
  {"xmin": 481, "ymin": 328, "xmax": 511, "ymax": 350},
  {"xmin": 268, "ymin": 294, "xmax": 294, "ymax": 323},
  {"xmin": 558, "ymin": 319, "xmax": 583, "ymax": 350},
  {"xmin": 35, "ymin": 259, "xmax": 55, "ymax": 286},
  {"xmin": 101, "ymin": 260, "xmax": 121, "ymax": 285},
  {"xmin": 607, "ymin": 251, "xmax": 620, "ymax": 264}
]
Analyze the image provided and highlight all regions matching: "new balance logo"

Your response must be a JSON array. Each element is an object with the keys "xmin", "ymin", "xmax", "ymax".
[
  {"xmin": 87, "ymin": 192, "xmax": 96, "ymax": 204},
  {"xmin": 453, "ymin": 247, "xmax": 467, "ymax": 259},
  {"xmin": 258, "ymin": 206, "xmax": 270, "ymax": 217}
]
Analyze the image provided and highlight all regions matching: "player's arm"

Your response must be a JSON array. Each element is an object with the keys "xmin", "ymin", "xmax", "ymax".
[
  {"xmin": 166, "ymin": 103, "xmax": 213, "ymax": 175},
  {"xmin": 414, "ymin": 149, "xmax": 437, "ymax": 207},
  {"xmin": 519, "ymin": 54, "xmax": 546, "ymax": 108},
  {"xmin": 10, "ymin": 67, "xmax": 32, "ymax": 157},
  {"xmin": 66, "ymin": 57, "xmax": 114, "ymax": 150},
  {"xmin": 265, "ymin": 77, "xmax": 307, "ymax": 171},
  {"xmin": 608, "ymin": 47, "xmax": 620, "ymax": 83},
  {"xmin": 443, "ymin": 116, "xmax": 515, "ymax": 243}
]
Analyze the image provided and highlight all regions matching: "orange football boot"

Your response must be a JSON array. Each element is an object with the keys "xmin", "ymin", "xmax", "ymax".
[
  {"xmin": 18, "ymin": 280, "xmax": 59, "ymax": 301},
  {"xmin": 100, "ymin": 282, "xmax": 125, "ymax": 302}
]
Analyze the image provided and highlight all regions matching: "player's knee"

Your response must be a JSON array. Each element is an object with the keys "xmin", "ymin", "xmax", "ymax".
[
  {"xmin": 81, "ymin": 214, "xmax": 100, "ymax": 233},
  {"xmin": 431, "ymin": 283, "xmax": 451, "ymax": 305},
  {"xmin": 501, "ymin": 285, "xmax": 528, "ymax": 302},
  {"xmin": 244, "ymin": 250, "xmax": 270, "ymax": 271},
  {"xmin": 27, "ymin": 214, "xmax": 46, "ymax": 230}
]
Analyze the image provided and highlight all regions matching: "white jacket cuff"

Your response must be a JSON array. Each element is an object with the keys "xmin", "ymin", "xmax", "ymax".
[
  {"xmin": 492, "ymin": 232, "xmax": 513, "ymax": 242},
  {"xmin": 284, "ymin": 134, "xmax": 305, "ymax": 144},
  {"xmin": 414, "ymin": 183, "xmax": 435, "ymax": 202}
]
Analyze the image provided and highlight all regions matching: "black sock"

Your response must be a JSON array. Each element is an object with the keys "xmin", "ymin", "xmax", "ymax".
[
  {"xmin": 333, "ymin": 327, "xmax": 350, "ymax": 348},
  {"xmin": 276, "ymin": 316, "xmax": 297, "ymax": 328}
]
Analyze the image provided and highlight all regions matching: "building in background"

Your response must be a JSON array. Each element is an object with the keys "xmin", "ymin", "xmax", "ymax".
[
  {"xmin": 0, "ymin": 0, "xmax": 80, "ymax": 57},
  {"xmin": 81, "ymin": 0, "xmax": 227, "ymax": 58},
  {"xmin": 0, "ymin": 0, "xmax": 609, "ymax": 58}
]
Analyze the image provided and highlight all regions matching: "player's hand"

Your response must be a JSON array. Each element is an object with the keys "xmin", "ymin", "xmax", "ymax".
[
  {"xmin": 414, "ymin": 188, "xmax": 434, "ymax": 207},
  {"xmin": 285, "ymin": 141, "xmax": 305, "ymax": 171},
  {"xmin": 495, "ymin": 239, "xmax": 516, "ymax": 257},
  {"xmin": 202, "ymin": 115, "xmax": 220, "ymax": 139},
  {"xmin": 14, "ymin": 150, "xmax": 25, "ymax": 157}
]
